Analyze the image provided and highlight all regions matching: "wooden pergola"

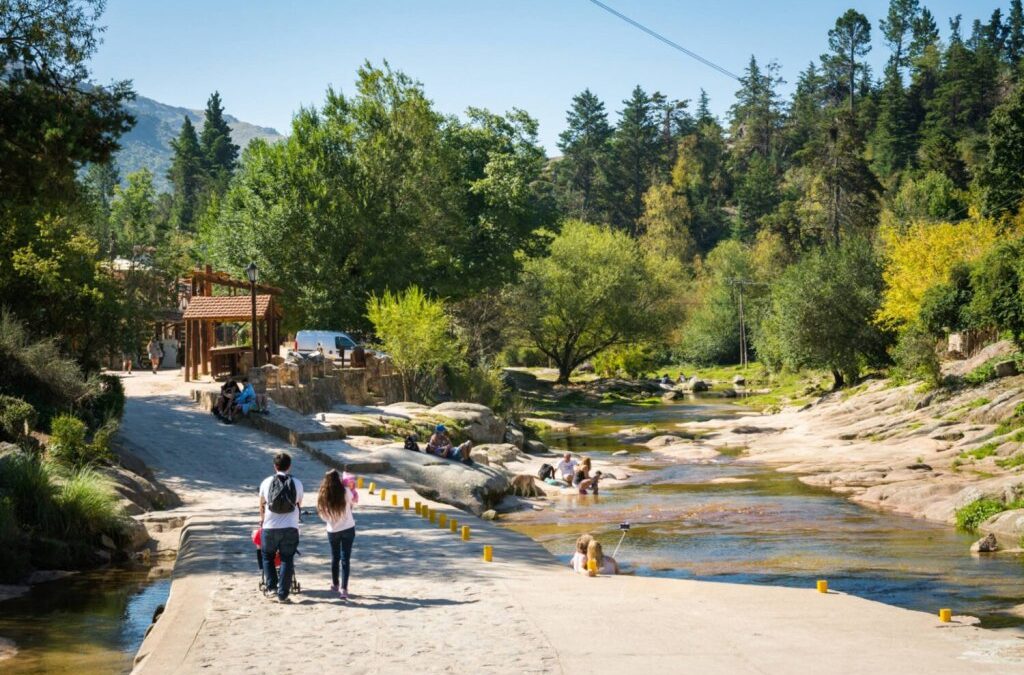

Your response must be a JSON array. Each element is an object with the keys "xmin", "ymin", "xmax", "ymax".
[{"xmin": 182, "ymin": 266, "xmax": 284, "ymax": 382}]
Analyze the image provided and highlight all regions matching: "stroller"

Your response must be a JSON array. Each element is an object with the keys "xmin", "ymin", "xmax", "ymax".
[{"xmin": 252, "ymin": 527, "xmax": 301, "ymax": 596}]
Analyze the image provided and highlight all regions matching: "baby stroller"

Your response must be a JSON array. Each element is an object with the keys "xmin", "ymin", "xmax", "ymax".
[{"xmin": 252, "ymin": 527, "xmax": 301, "ymax": 596}]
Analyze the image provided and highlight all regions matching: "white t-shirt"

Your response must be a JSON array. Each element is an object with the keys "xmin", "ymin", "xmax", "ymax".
[
  {"xmin": 259, "ymin": 472, "xmax": 304, "ymax": 530},
  {"xmin": 320, "ymin": 486, "xmax": 357, "ymax": 533},
  {"xmin": 556, "ymin": 459, "xmax": 577, "ymax": 478}
]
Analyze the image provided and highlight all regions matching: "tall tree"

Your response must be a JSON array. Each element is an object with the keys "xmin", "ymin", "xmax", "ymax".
[
  {"xmin": 978, "ymin": 82, "xmax": 1024, "ymax": 218},
  {"xmin": 1008, "ymin": 0, "xmax": 1024, "ymax": 64},
  {"xmin": 870, "ymin": 64, "xmax": 916, "ymax": 180},
  {"xmin": 199, "ymin": 91, "xmax": 239, "ymax": 186},
  {"xmin": 817, "ymin": 113, "xmax": 880, "ymax": 244},
  {"xmin": 729, "ymin": 56, "xmax": 784, "ymax": 163},
  {"xmin": 167, "ymin": 116, "xmax": 204, "ymax": 230},
  {"xmin": 610, "ymin": 86, "xmax": 662, "ymax": 235},
  {"xmin": 822, "ymin": 9, "xmax": 873, "ymax": 112},
  {"xmin": 879, "ymin": 0, "xmax": 920, "ymax": 74},
  {"xmin": 557, "ymin": 89, "xmax": 612, "ymax": 222},
  {"xmin": 110, "ymin": 169, "xmax": 157, "ymax": 256},
  {"xmin": 909, "ymin": 7, "xmax": 940, "ymax": 63}
]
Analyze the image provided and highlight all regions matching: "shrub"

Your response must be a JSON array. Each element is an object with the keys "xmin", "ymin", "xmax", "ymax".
[
  {"xmin": 77, "ymin": 374, "xmax": 125, "ymax": 430},
  {"xmin": 964, "ymin": 359, "xmax": 999, "ymax": 386},
  {"xmin": 0, "ymin": 451, "xmax": 57, "ymax": 534},
  {"xmin": 447, "ymin": 364, "xmax": 508, "ymax": 413},
  {"xmin": 0, "ymin": 395, "xmax": 37, "ymax": 440},
  {"xmin": 593, "ymin": 343, "xmax": 659, "ymax": 379},
  {"xmin": 955, "ymin": 498, "xmax": 1005, "ymax": 531},
  {"xmin": 48, "ymin": 415, "xmax": 112, "ymax": 469},
  {"xmin": 53, "ymin": 468, "xmax": 123, "ymax": 542},
  {"xmin": 889, "ymin": 328, "xmax": 941, "ymax": 387}
]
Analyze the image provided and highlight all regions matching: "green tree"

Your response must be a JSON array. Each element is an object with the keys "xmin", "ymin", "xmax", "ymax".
[
  {"xmin": 978, "ymin": 82, "xmax": 1024, "ymax": 218},
  {"xmin": 199, "ymin": 91, "xmax": 239, "ymax": 188},
  {"xmin": 870, "ymin": 64, "xmax": 916, "ymax": 180},
  {"xmin": 167, "ymin": 116, "xmax": 205, "ymax": 230},
  {"xmin": 110, "ymin": 169, "xmax": 157, "ymax": 255},
  {"xmin": 879, "ymin": 0, "xmax": 921, "ymax": 73},
  {"xmin": 816, "ymin": 113, "xmax": 880, "ymax": 244},
  {"xmin": 366, "ymin": 286, "xmax": 464, "ymax": 401},
  {"xmin": 557, "ymin": 89, "xmax": 612, "ymax": 222},
  {"xmin": 611, "ymin": 86, "xmax": 663, "ymax": 235},
  {"xmin": 822, "ymin": 9, "xmax": 873, "ymax": 111},
  {"xmin": 1008, "ymin": 0, "xmax": 1024, "ymax": 64},
  {"xmin": 969, "ymin": 239, "xmax": 1024, "ymax": 346},
  {"xmin": 754, "ymin": 237, "xmax": 889, "ymax": 388},
  {"xmin": 516, "ymin": 221, "xmax": 676, "ymax": 383}
]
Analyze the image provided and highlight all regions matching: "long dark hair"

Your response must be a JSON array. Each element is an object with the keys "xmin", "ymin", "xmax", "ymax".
[{"xmin": 317, "ymin": 469, "xmax": 347, "ymax": 521}]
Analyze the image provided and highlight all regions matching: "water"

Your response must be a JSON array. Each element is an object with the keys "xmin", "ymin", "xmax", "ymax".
[
  {"xmin": 0, "ymin": 567, "xmax": 171, "ymax": 674},
  {"xmin": 507, "ymin": 400, "xmax": 1024, "ymax": 628}
]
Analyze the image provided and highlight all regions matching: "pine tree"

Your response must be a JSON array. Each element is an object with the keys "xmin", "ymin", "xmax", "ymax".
[
  {"xmin": 816, "ymin": 113, "xmax": 880, "ymax": 244},
  {"xmin": 557, "ymin": 89, "xmax": 612, "ymax": 221},
  {"xmin": 784, "ymin": 62, "xmax": 827, "ymax": 166},
  {"xmin": 909, "ymin": 7, "xmax": 939, "ymax": 63},
  {"xmin": 199, "ymin": 91, "xmax": 239, "ymax": 185},
  {"xmin": 167, "ymin": 116, "xmax": 204, "ymax": 230},
  {"xmin": 879, "ymin": 0, "xmax": 920, "ymax": 74},
  {"xmin": 696, "ymin": 89, "xmax": 714, "ymax": 124},
  {"xmin": 822, "ymin": 9, "xmax": 872, "ymax": 112},
  {"xmin": 870, "ymin": 64, "xmax": 916, "ymax": 180},
  {"xmin": 1008, "ymin": 0, "xmax": 1024, "ymax": 65},
  {"xmin": 978, "ymin": 82, "xmax": 1024, "ymax": 217},
  {"xmin": 729, "ymin": 56, "xmax": 784, "ymax": 164},
  {"xmin": 611, "ymin": 86, "xmax": 662, "ymax": 235}
]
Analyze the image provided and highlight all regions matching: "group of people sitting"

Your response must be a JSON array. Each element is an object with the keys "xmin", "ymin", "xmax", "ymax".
[
  {"xmin": 403, "ymin": 424, "xmax": 474, "ymax": 464},
  {"xmin": 569, "ymin": 532, "xmax": 619, "ymax": 575},
  {"xmin": 213, "ymin": 376, "xmax": 258, "ymax": 423},
  {"xmin": 538, "ymin": 453, "xmax": 602, "ymax": 494}
]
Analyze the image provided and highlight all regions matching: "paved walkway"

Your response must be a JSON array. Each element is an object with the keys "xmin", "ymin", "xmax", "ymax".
[{"xmin": 121, "ymin": 372, "xmax": 1024, "ymax": 674}]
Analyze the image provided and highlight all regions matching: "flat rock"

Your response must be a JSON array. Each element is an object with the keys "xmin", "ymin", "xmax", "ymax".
[
  {"xmin": 524, "ymin": 439, "xmax": 549, "ymax": 455},
  {"xmin": 429, "ymin": 402, "xmax": 506, "ymax": 444},
  {"xmin": 644, "ymin": 435, "xmax": 688, "ymax": 448}
]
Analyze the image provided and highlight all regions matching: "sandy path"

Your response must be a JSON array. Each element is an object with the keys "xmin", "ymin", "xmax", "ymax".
[{"xmin": 121, "ymin": 372, "xmax": 1024, "ymax": 674}]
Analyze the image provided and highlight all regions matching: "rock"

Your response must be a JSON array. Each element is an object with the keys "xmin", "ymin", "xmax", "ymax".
[
  {"xmin": 468, "ymin": 448, "xmax": 490, "ymax": 466},
  {"xmin": 661, "ymin": 391, "xmax": 680, "ymax": 401},
  {"xmin": 474, "ymin": 443, "xmax": 520, "ymax": 465},
  {"xmin": 524, "ymin": 439, "xmax": 548, "ymax": 455},
  {"xmin": 906, "ymin": 463, "xmax": 933, "ymax": 471},
  {"xmin": 683, "ymin": 377, "xmax": 709, "ymax": 392},
  {"xmin": 994, "ymin": 360, "xmax": 1020, "ymax": 378},
  {"xmin": 732, "ymin": 375, "xmax": 747, "ymax": 386},
  {"xmin": 722, "ymin": 389, "xmax": 738, "ymax": 398},
  {"xmin": 429, "ymin": 402, "xmax": 506, "ymax": 444},
  {"xmin": 971, "ymin": 533, "xmax": 999, "ymax": 553},
  {"xmin": 0, "ymin": 636, "xmax": 17, "ymax": 662},
  {"xmin": 124, "ymin": 518, "xmax": 151, "ymax": 551},
  {"xmin": 613, "ymin": 450, "xmax": 629, "ymax": 456},
  {"xmin": 644, "ymin": 435, "xmax": 687, "ymax": 448},
  {"xmin": 481, "ymin": 509, "xmax": 498, "ymax": 521},
  {"xmin": 100, "ymin": 534, "xmax": 116, "ymax": 550},
  {"xmin": 371, "ymin": 445, "xmax": 511, "ymax": 514},
  {"xmin": 26, "ymin": 570, "xmax": 76, "ymax": 584},
  {"xmin": 94, "ymin": 549, "xmax": 112, "ymax": 564},
  {"xmin": 504, "ymin": 426, "xmax": 525, "ymax": 449},
  {"xmin": 577, "ymin": 362, "xmax": 595, "ymax": 373},
  {"xmin": 930, "ymin": 430, "xmax": 964, "ymax": 442},
  {"xmin": 732, "ymin": 425, "xmax": 776, "ymax": 434},
  {"xmin": 510, "ymin": 474, "xmax": 544, "ymax": 497}
]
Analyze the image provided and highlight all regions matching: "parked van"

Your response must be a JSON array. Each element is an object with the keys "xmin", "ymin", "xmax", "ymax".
[{"xmin": 293, "ymin": 330, "xmax": 358, "ymax": 361}]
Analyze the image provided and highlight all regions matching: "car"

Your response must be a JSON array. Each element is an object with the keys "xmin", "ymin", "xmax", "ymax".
[{"xmin": 292, "ymin": 330, "xmax": 358, "ymax": 361}]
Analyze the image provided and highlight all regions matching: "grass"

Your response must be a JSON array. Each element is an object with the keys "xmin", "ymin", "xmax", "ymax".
[
  {"xmin": 960, "ymin": 443, "xmax": 999, "ymax": 461},
  {"xmin": 967, "ymin": 397, "xmax": 992, "ymax": 410},
  {"xmin": 997, "ymin": 452, "xmax": 1024, "ymax": 470},
  {"xmin": 955, "ymin": 496, "xmax": 1024, "ymax": 531}
]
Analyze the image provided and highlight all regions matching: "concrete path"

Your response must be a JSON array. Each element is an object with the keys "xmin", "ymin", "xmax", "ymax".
[{"xmin": 121, "ymin": 372, "xmax": 1024, "ymax": 674}]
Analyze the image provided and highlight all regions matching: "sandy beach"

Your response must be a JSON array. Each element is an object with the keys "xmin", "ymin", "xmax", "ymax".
[{"xmin": 121, "ymin": 372, "xmax": 1024, "ymax": 674}]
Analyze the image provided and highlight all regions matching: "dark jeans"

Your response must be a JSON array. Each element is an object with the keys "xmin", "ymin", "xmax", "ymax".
[
  {"xmin": 261, "ymin": 527, "xmax": 299, "ymax": 599},
  {"xmin": 328, "ymin": 527, "xmax": 356, "ymax": 589}
]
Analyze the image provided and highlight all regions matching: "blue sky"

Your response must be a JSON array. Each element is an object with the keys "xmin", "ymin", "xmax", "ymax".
[{"xmin": 89, "ymin": 1, "xmax": 1001, "ymax": 153}]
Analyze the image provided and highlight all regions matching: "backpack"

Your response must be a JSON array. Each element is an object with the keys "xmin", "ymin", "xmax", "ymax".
[
  {"xmin": 404, "ymin": 435, "xmax": 420, "ymax": 452},
  {"xmin": 266, "ymin": 475, "xmax": 297, "ymax": 514},
  {"xmin": 538, "ymin": 463, "xmax": 554, "ymax": 481}
]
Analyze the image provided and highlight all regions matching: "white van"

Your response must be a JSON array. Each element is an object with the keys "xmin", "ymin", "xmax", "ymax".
[{"xmin": 292, "ymin": 330, "xmax": 358, "ymax": 361}]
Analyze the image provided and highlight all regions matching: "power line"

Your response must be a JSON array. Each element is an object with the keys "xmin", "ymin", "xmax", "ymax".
[{"xmin": 586, "ymin": 0, "xmax": 741, "ymax": 81}]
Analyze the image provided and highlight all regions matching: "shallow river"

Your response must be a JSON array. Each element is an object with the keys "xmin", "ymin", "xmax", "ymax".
[{"xmin": 504, "ymin": 399, "xmax": 1024, "ymax": 628}]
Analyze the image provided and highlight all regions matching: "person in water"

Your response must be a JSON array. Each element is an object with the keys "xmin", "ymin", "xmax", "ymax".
[
  {"xmin": 571, "ymin": 533, "xmax": 593, "ymax": 574},
  {"xmin": 587, "ymin": 539, "xmax": 619, "ymax": 575}
]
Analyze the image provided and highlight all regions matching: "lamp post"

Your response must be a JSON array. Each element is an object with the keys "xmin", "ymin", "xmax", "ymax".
[{"xmin": 245, "ymin": 261, "xmax": 259, "ymax": 368}]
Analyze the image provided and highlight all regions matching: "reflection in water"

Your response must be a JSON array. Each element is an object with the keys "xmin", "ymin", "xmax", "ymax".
[
  {"xmin": 508, "ymin": 400, "xmax": 1024, "ymax": 628},
  {"xmin": 0, "ymin": 567, "xmax": 170, "ymax": 674}
]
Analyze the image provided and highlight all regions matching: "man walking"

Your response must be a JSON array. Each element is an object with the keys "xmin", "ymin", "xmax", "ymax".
[{"xmin": 259, "ymin": 452, "xmax": 303, "ymax": 602}]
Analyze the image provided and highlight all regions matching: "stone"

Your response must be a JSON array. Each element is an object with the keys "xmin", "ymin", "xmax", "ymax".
[
  {"xmin": 504, "ymin": 426, "xmax": 525, "ymax": 449},
  {"xmin": 100, "ymin": 534, "xmax": 116, "ymax": 550},
  {"xmin": 613, "ymin": 450, "xmax": 629, "ymax": 456},
  {"xmin": 429, "ymin": 402, "xmax": 506, "ymax": 444},
  {"xmin": 970, "ymin": 533, "xmax": 998, "ymax": 553},
  {"xmin": 481, "ymin": 509, "xmax": 498, "ymax": 520},
  {"xmin": 577, "ymin": 362, "xmax": 595, "ymax": 373},
  {"xmin": 524, "ymin": 439, "xmax": 548, "ymax": 455},
  {"xmin": 644, "ymin": 435, "xmax": 687, "ymax": 448},
  {"xmin": 722, "ymin": 389, "xmax": 738, "ymax": 398},
  {"xmin": 732, "ymin": 374, "xmax": 747, "ymax": 386},
  {"xmin": 684, "ymin": 376, "xmax": 709, "ymax": 392},
  {"xmin": 124, "ymin": 518, "xmax": 151, "ymax": 550},
  {"xmin": 994, "ymin": 360, "xmax": 1020, "ymax": 378},
  {"xmin": 475, "ymin": 443, "xmax": 520, "ymax": 465},
  {"xmin": 94, "ymin": 549, "xmax": 112, "ymax": 564},
  {"xmin": 661, "ymin": 391, "xmax": 680, "ymax": 401}
]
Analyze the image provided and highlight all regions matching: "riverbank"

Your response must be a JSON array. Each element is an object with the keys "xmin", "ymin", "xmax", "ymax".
[{"xmin": 115, "ymin": 372, "xmax": 1024, "ymax": 673}]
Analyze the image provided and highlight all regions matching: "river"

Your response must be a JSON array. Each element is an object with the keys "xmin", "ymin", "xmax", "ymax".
[{"xmin": 504, "ymin": 399, "xmax": 1024, "ymax": 628}]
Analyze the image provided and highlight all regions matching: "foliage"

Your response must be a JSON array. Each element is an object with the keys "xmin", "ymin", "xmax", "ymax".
[
  {"xmin": 969, "ymin": 238, "xmax": 1024, "ymax": 346},
  {"xmin": 0, "ymin": 395, "xmax": 37, "ymax": 441},
  {"xmin": 754, "ymin": 237, "xmax": 889, "ymax": 388},
  {"xmin": 877, "ymin": 217, "xmax": 999, "ymax": 327},
  {"xmin": 48, "ymin": 415, "xmax": 113, "ymax": 469},
  {"xmin": 366, "ymin": 286, "xmax": 464, "ymax": 402},
  {"xmin": 515, "ymin": 221, "xmax": 681, "ymax": 384},
  {"xmin": 593, "ymin": 343, "xmax": 660, "ymax": 379},
  {"xmin": 447, "ymin": 364, "xmax": 508, "ymax": 413},
  {"xmin": 954, "ymin": 497, "xmax": 1007, "ymax": 531},
  {"xmin": 53, "ymin": 467, "xmax": 123, "ymax": 542},
  {"xmin": 889, "ymin": 327, "xmax": 941, "ymax": 387},
  {"xmin": 917, "ymin": 263, "xmax": 974, "ymax": 336},
  {"xmin": 979, "ymin": 81, "xmax": 1024, "ymax": 218}
]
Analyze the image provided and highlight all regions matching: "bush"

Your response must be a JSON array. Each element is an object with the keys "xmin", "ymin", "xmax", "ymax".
[
  {"xmin": 0, "ymin": 395, "xmax": 37, "ymax": 440},
  {"xmin": 447, "ymin": 364, "xmax": 508, "ymax": 413},
  {"xmin": 954, "ymin": 498, "xmax": 1005, "ymax": 531},
  {"xmin": 0, "ymin": 451, "xmax": 57, "ymax": 535},
  {"xmin": 48, "ymin": 415, "xmax": 112, "ymax": 469},
  {"xmin": 889, "ymin": 328, "xmax": 941, "ymax": 387},
  {"xmin": 500, "ymin": 344, "xmax": 549, "ymax": 368},
  {"xmin": 593, "ymin": 343, "xmax": 659, "ymax": 379},
  {"xmin": 77, "ymin": 374, "xmax": 125, "ymax": 430},
  {"xmin": 54, "ymin": 468, "xmax": 123, "ymax": 542}
]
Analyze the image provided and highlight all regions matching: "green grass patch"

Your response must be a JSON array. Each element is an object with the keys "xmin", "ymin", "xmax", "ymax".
[
  {"xmin": 955, "ymin": 498, "xmax": 1007, "ymax": 531},
  {"xmin": 716, "ymin": 446, "xmax": 746, "ymax": 457},
  {"xmin": 960, "ymin": 443, "xmax": 999, "ymax": 461},
  {"xmin": 997, "ymin": 452, "xmax": 1024, "ymax": 470},
  {"xmin": 967, "ymin": 397, "xmax": 991, "ymax": 410}
]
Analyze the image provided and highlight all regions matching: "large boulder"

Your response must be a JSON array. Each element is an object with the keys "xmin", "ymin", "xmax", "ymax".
[
  {"xmin": 504, "ymin": 426, "xmax": 525, "ymax": 449},
  {"xmin": 473, "ymin": 443, "xmax": 520, "ymax": 466},
  {"xmin": 524, "ymin": 439, "xmax": 549, "ymax": 455},
  {"xmin": 371, "ymin": 445, "xmax": 510, "ymax": 514},
  {"xmin": 682, "ymin": 377, "xmax": 709, "ymax": 392},
  {"xmin": 429, "ymin": 402, "xmax": 506, "ymax": 444}
]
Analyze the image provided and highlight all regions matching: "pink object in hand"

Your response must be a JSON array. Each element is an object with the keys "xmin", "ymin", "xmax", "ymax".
[{"xmin": 342, "ymin": 472, "xmax": 359, "ymax": 503}]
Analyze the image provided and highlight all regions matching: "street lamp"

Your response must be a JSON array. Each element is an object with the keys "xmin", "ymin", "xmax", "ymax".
[{"xmin": 245, "ymin": 262, "xmax": 259, "ymax": 368}]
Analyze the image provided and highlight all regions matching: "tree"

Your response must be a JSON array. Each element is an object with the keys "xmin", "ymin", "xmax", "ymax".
[
  {"xmin": 816, "ymin": 113, "xmax": 880, "ymax": 244},
  {"xmin": 610, "ymin": 86, "xmax": 662, "ymax": 235},
  {"xmin": 969, "ymin": 239, "xmax": 1024, "ymax": 347},
  {"xmin": 366, "ymin": 286, "xmax": 464, "ymax": 401},
  {"xmin": 516, "ymin": 221, "xmax": 676, "ymax": 383},
  {"xmin": 110, "ymin": 169, "xmax": 157, "ymax": 255},
  {"xmin": 822, "ymin": 9, "xmax": 872, "ymax": 111},
  {"xmin": 1008, "ymin": 0, "xmax": 1024, "ymax": 64},
  {"xmin": 870, "ymin": 64, "xmax": 916, "ymax": 180},
  {"xmin": 755, "ymin": 237, "xmax": 889, "ymax": 388},
  {"xmin": 167, "ymin": 116, "xmax": 205, "ymax": 230},
  {"xmin": 918, "ymin": 263, "xmax": 974, "ymax": 336},
  {"xmin": 638, "ymin": 182, "xmax": 695, "ymax": 267},
  {"xmin": 199, "ymin": 91, "xmax": 239, "ymax": 187},
  {"xmin": 909, "ymin": 7, "xmax": 939, "ymax": 63},
  {"xmin": 879, "ymin": 0, "xmax": 921, "ymax": 73},
  {"xmin": 556, "ymin": 89, "xmax": 612, "ymax": 222},
  {"xmin": 978, "ymin": 82, "xmax": 1024, "ymax": 218}
]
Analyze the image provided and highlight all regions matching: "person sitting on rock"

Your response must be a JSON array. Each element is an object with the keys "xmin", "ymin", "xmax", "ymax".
[
  {"xmin": 426, "ymin": 424, "xmax": 454, "ymax": 455},
  {"xmin": 214, "ymin": 379, "xmax": 240, "ymax": 421},
  {"xmin": 556, "ymin": 453, "xmax": 577, "ymax": 483},
  {"xmin": 229, "ymin": 377, "xmax": 256, "ymax": 422}
]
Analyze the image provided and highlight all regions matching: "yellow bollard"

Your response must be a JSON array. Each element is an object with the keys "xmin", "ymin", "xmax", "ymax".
[
  {"xmin": 587, "ymin": 558, "xmax": 598, "ymax": 577},
  {"xmin": 415, "ymin": 501, "xmax": 422, "ymax": 514},
  {"xmin": 422, "ymin": 506, "xmax": 430, "ymax": 520},
  {"xmin": 368, "ymin": 481, "xmax": 376, "ymax": 494},
  {"xmin": 483, "ymin": 545, "xmax": 493, "ymax": 562},
  {"xmin": 429, "ymin": 509, "xmax": 436, "ymax": 524},
  {"xmin": 816, "ymin": 580, "xmax": 828, "ymax": 594},
  {"xmin": 939, "ymin": 608, "xmax": 952, "ymax": 622},
  {"xmin": 438, "ymin": 514, "xmax": 447, "ymax": 528},
  {"xmin": 379, "ymin": 488, "xmax": 386, "ymax": 501},
  {"xmin": 357, "ymin": 477, "xmax": 364, "ymax": 489},
  {"xmin": 403, "ymin": 497, "xmax": 410, "ymax": 510},
  {"xmin": 461, "ymin": 525, "xmax": 470, "ymax": 541},
  {"xmin": 450, "ymin": 518, "xmax": 458, "ymax": 533},
  {"xmin": 391, "ymin": 493, "xmax": 398, "ymax": 506}
]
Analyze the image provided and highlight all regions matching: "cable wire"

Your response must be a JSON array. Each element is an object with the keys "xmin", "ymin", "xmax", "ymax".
[{"xmin": 586, "ymin": 0, "xmax": 741, "ymax": 81}]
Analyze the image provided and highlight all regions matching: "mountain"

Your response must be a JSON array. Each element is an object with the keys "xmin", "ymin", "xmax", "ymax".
[{"xmin": 114, "ymin": 94, "xmax": 285, "ymax": 191}]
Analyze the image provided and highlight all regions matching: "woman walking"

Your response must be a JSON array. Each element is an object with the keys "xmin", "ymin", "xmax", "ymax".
[{"xmin": 316, "ymin": 469, "xmax": 356, "ymax": 599}]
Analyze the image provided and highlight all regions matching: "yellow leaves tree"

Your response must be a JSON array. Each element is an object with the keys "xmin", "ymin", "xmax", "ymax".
[{"xmin": 877, "ymin": 216, "xmax": 999, "ymax": 327}]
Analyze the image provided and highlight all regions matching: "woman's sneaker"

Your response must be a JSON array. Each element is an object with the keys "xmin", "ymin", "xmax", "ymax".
[
  {"xmin": 330, "ymin": 584, "xmax": 338, "ymax": 592},
  {"xmin": 339, "ymin": 588, "xmax": 348, "ymax": 600}
]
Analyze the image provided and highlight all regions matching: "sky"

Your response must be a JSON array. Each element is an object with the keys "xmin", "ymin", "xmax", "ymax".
[{"xmin": 88, "ymin": 0, "xmax": 1002, "ymax": 153}]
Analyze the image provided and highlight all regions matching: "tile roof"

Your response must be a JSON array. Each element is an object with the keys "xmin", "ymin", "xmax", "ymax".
[{"xmin": 182, "ymin": 295, "xmax": 275, "ymax": 321}]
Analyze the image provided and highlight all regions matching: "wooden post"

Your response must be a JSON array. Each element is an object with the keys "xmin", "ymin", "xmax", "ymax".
[
  {"xmin": 184, "ymin": 320, "xmax": 191, "ymax": 382},
  {"xmin": 191, "ymin": 320, "xmax": 200, "ymax": 381}
]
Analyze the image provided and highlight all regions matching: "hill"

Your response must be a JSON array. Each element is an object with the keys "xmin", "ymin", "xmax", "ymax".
[{"xmin": 115, "ymin": 94, "xmax": 285, "ymax": 191}]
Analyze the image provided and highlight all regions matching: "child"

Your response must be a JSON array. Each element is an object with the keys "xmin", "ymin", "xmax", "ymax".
[
  {"xmin": 571, "ymin": 533, "xmax": 593, "ymax": 574},
  {"xmin": 587, "ymin": 539, "xmax": 619, "ymax": 575}
]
